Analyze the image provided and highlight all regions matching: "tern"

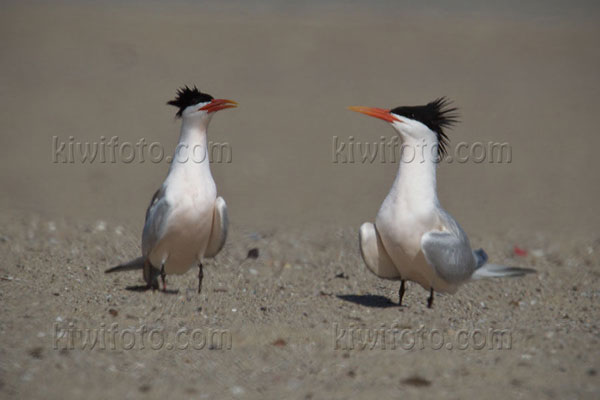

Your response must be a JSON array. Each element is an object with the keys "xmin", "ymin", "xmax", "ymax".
[
  {"xmin": 349, "ymin": 98, "xmax": 534, "ymax": 308},
  {"xmin": 106, "ymin": 86, "xmax": 236, "ymax": 293}
]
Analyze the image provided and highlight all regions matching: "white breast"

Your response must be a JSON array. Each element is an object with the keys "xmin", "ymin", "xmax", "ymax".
[
  {"xmin": 375, "ymin": 194, "xmax": 441, "ymax": 289},
  {"xmin": 149, "ymin": 174, "xmax": 217, "ymax": 275}
]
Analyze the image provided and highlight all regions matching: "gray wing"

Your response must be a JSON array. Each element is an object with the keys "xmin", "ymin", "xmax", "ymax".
[
  {"xmin": 420, "ymin": 209, "xmax": 477, "ymax": 284},
  {"xmin": 359, "ymin": 222, "xmax": 401, "ymax": 279},
  {"xmin": 141, "ymin": 185, "xmax": 170, "ymax": 258},
  {"xmin": 204, "ymin": 196, "xmax": 228, "ymax": 258}
]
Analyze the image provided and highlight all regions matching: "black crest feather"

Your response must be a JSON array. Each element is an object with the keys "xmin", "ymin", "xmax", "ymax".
[
  {"xmin": 167, "ymin": 85, "xmax": 213, "ymax": 117},
  {"xmin": 390, "ymin": 97, "xmax": 459, "ymax": 158}
]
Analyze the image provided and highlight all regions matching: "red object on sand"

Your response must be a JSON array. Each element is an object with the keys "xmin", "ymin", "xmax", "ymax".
[{"xmin": 513, "ymin": 246, "xmax": 528, "ymax": 257}]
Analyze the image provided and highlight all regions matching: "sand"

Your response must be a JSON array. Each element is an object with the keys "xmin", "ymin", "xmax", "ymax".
[{"xmin": 0, "ymin": 2, "xmax": 599, "ymax": 399}]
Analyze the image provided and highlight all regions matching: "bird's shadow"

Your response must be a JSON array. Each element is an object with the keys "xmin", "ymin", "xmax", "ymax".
[
  {"xmin": 336, "ymin": 294, "xmax": 399, "ymax": 308},
  {"xmin": 125, "ymin": 285, "xmax": 179, "ymax": 295}
]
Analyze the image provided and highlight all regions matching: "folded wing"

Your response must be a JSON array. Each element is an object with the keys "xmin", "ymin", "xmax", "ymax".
[
  {"xmin": 205, "ymin": 196, "xmax": 228, "ymax": 258},
  {"xmin": 359, "ymin": 222, "xmax": 401, "ymax": 279}
]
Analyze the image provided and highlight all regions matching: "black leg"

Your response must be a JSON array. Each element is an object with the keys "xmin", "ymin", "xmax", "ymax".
[
  {"xmin": 160, "ymin": 265, "xmax": 166, "ymax": 292},
  {"xmin": 144, "ymin": 259, "xmax": 159, "ymax": 291},
  {"xmin": 398, "ymin": 280, "xmax": 406, "ymax": 306},
  {"xmin": 148, "ymin": 277, "xmax": 159, "ymax": 291},
  {"xmin": 427, "ymin": 288, "xmax": 434, "ymax": 308},
  {"xmin": 198, "ymin": 263, "xmax": 204, "ymax": 294}
]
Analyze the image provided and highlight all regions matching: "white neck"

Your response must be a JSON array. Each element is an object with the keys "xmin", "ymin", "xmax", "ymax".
[
  {"xmin": 388, "ymin": 135, "xmax": 440, "ymax": 210},
  {"xmin": 167, "ymin": 117, "xmax": 212, "ymax": 180}
]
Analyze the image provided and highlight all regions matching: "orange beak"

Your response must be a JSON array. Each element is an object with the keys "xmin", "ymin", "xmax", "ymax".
[
  {"xmin": 199, "ymin": 98, "xmax": 238, "ymax": 113},
  {"xmin": 347, "ymin": 106, "xmax": 401, "ymax": 123}
]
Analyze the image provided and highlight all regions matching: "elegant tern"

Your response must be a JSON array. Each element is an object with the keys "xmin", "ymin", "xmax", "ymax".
[
  {"xmin": 106, "ymin": 86, "xmax": 236, "ymax": 293},
  {"xmin": 349, "ymin": 98, "xmax": 534, "ymax": 307}
]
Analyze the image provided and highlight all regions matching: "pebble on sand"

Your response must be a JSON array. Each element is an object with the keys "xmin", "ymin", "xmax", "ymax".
[
  {"xmin": 402, "ymin": 376, "xmax": 431, "ymax": 387},
  {"xmin": 94, "ymin": 221, "xmax": 107, "ymax": 232}
]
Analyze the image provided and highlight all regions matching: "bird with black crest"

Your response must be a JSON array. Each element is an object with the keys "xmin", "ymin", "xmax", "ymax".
[
  {"xmin": 349, "ymin": 98, "xmax": 534, "ymax": 308},
  {"xmin": 106, "ymin": 86, "xmax": 237, "ymax": 293}
]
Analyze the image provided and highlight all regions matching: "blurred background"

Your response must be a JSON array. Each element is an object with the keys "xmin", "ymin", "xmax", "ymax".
[
  {"xmin": 1, "ymin": 3, "xmax": 599, "ymax": 399},
  {"xmin": 1, "ymin": 0, "xmax": 599, "ymax": 236}
]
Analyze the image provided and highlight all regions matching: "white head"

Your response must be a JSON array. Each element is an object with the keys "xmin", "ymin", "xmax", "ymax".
[
  {"xmin": 348, "ymin": 97, "xmax": 458, "ymax": 159},
  {"xmin": 167, "ymin": 85, "xmax": 237, "ymax": 126}
]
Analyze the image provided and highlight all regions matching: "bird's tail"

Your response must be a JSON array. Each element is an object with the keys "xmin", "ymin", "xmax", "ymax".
[
  {"xmin": 105, "ymin": 256, "xmax": 145, "ymax": 273},
  {"xmin": 471, "ymin": 248, "xmax": 535, "ymax": 279}
]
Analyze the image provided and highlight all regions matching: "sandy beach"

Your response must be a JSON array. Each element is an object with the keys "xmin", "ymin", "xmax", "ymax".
[{"xmin": 1, "ymin": 2, "xmax": 599, "ymax": 399}]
